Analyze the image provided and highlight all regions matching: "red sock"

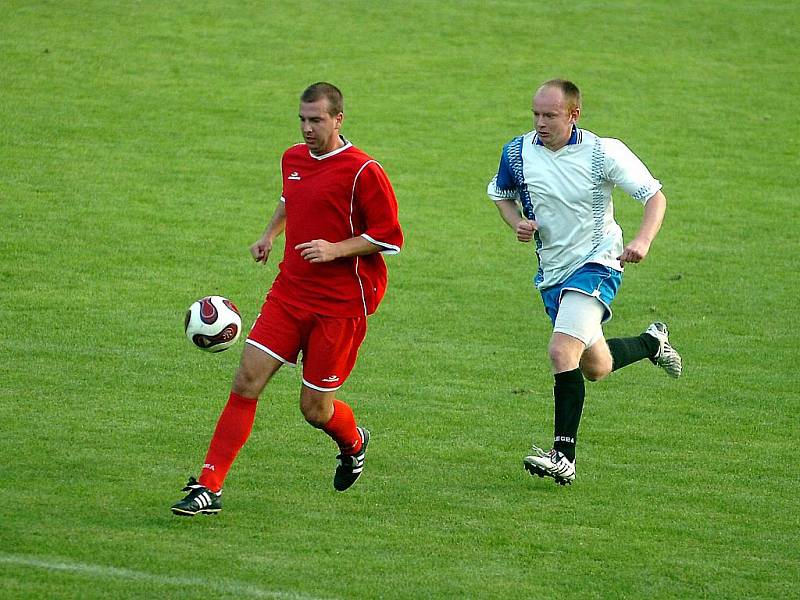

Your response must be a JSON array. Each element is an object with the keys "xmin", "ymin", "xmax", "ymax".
[
  {"xmin": 198, "ymin": 392, "xmax": 258, "ymax": 492},
  {"xmin": 322, "ymin": 400, "xmax": 362, "ymax": 455}
]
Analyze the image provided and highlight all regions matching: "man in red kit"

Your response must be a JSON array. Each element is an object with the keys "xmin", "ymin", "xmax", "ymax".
[{"xmin": 171, "ymin": 82, "xmax": 403, "ymax": 516}]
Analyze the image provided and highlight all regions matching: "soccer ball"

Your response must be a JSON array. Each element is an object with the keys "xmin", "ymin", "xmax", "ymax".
[{"xmin": 184, "ymin": 295, "xmax": 242, "ymax": 353}]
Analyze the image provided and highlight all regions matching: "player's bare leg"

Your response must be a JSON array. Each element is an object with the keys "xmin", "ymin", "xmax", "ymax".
[
  {"xmin": 299, "ymin": 386, "xmax": 336, "ymax": 428},
  {"xmin": 579, "ymin": 337, "xmax": 613, "ymax": 382},
  {"xmin": 233, "ymin": 343, "xmax": 284, "ymax": 398},
  {"xmin": 548, "ymin": 332, "xmax": 585, "ymax": 373}
]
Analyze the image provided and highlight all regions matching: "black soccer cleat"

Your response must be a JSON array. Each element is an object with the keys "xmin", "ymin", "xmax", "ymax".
[
  {"xmin": 334, "ymin": 427, "xmax": 369, "ymax": 492},
  {"xmin": 170, "ymin": 476, "xmax": 222, "ymax": 516}
]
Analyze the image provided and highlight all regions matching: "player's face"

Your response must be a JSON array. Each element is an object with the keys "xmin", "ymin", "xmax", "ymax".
[
  {"xmin": 532, "ymin": 86, "xmax": 580, "ymax": 151},
  {"xmin": 299, "ymin": 99, "xmax": 343, "ymax": 156}
]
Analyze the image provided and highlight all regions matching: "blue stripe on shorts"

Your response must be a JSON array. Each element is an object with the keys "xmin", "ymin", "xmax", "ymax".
[{"xmin": 540, "ymin": 263, "xmax": 622, "ymax": 326}]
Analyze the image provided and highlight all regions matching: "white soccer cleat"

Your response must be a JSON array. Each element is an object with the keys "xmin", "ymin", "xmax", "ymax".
[
  {"xmin": 523, "ymin": 445, "xmax": 575, "ymax": 485},
  {"xmin": 644, "ymin": 322, "xmax": 682, "ymax": 378}
]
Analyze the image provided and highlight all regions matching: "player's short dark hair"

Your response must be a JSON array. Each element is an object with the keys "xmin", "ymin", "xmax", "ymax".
[
  {"xmin": 300, "ymin": 82, "xmax": 343, "ymax": 116},
  {"xmin": 540, "ymin": 79, "xmax": 582, "ymax": 112}
]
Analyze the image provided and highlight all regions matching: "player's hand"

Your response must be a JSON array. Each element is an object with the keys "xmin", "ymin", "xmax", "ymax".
[
  {"xmin": 250, "ymin": 239, "xmax": 272, "ymax": 264},
  {"xmin": 516, "ymin": 219, "xmax": 538, "ymax": 243},
  {"xmin": 296, "ymin": 239, "xmax": 338, "ymax": 263},
  {"xmin": 618, "ymin": 238, "xmax": 651, "ymax": 266}
]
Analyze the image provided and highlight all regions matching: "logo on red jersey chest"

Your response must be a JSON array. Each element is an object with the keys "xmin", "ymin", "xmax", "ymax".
[{"xmin": 288, "ymin": 171, "xmax": 301, "ymax": 180}]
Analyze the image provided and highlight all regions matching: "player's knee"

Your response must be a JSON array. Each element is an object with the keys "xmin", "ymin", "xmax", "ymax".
[
  {"xmin": 299, "ymin": 391, "xmax": 330, "ymax": 428},
  {"xmin": 300, "ymin": 405, "xmax": 328, "ymax": 428},
  {"xmin": 580, "ymin": 354, "xmax": 612, "ymax": 382},
  {"xmin": 581, "ymin": 363, "xmax": 611, "ymax": 382},
  {"xmin": 231, "ymin": 366, "xmax": 263, "ymax": 398},
  {"xmin": 303, "ymin": 413, "xmax": 326, "ymax": 428},
  {"xmin": 548, "ymin": 343, "xmax": 578, "ymax": 372}
]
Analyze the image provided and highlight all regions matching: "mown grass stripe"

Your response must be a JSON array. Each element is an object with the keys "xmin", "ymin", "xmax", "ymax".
[{"xmin": 0, "ymin": 554, "xmax": 332, "ymax": 600}]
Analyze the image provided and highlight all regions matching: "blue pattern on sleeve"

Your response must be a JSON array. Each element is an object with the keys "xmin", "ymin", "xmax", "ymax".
[
  {"xmin": 503, "ymin": 136, "xmax": 534, "ymax": 220},
  {"xmin": 490, "ymin": 134, "xmax": 544, "ymax": 287},
  {"xmin": 504, "ymin": 136, "xmax": 543, "ymax": 286},
  {"xmin": 494, "ymin": 147, "xmax": 515, "ymax": 192}
]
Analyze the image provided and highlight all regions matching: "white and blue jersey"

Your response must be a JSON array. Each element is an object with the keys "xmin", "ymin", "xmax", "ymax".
[{"xmin": 487, "ymin": 126, "xmax": 662, "ymax": 290}]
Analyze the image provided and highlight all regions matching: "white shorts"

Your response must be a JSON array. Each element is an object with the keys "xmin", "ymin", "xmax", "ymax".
[{"xmin": 552, "ymin": 291, "xmax": 605, "ymax": 347}]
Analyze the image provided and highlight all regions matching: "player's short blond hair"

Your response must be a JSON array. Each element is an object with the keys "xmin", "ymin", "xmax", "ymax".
[{"xmin": 539, "ymin": 79, "xmax": 582, "ymax": 114}]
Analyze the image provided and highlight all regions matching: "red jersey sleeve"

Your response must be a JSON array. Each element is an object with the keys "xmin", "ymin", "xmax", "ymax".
[{"xmin": 353, "ymin": 161, "xmax": 404, "ymax": 253}]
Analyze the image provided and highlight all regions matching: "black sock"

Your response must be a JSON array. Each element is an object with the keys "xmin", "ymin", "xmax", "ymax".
[
  {"xmin": 553, "ymin": 368, "xmax": 584, "ymax": 462},
  {"xmin": 607, "ymin": 333, "xmax": 659, "ymax": 371}
]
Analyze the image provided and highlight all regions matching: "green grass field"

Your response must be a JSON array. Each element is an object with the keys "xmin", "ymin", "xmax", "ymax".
[{"xmin": 2, "ymin": 1, "xmax": 798, "ymax": 598}]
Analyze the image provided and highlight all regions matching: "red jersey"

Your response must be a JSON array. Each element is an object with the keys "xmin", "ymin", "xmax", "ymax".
[{"xmin": 268, "ymin": 139, "xmax": 404, "ymax": 317}]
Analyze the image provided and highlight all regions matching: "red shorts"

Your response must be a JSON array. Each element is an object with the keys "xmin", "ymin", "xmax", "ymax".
[{"xmin": 246, "ymin": 295, "xmax": 367, "ymax": 391}]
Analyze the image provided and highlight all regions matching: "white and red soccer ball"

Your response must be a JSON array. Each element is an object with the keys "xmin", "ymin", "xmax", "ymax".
[{"xmin": 184, "ymin": 295, "xmax": 242, "ymax": 352}]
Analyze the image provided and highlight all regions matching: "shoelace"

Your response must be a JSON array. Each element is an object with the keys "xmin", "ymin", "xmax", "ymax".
[{"xmin": 529, "ymin": 444, "xmax": 550, "ymax": 458}]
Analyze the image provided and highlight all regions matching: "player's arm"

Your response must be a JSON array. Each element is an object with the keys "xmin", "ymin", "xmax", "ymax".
[
  {"xmin": 250, "ymin": 199, "xmax": 287, "ymax": 264},
  {"xmin": 487, "ymin": 142, "xmax": 537, "ymax": 243},
  {"xmin": 494, "ymin": 199, "xmax": 538, "ymax": 243},
  {"xmin": 618, "ymin": 190, "xmax": 666, "ymax": 266},
  {"xmin": 603, "ymin": 138, "xmax": 665, "ymax": 266},
  {"xmin": 296, "ymin": 236, "xmax": 381, "ymax": 264}
]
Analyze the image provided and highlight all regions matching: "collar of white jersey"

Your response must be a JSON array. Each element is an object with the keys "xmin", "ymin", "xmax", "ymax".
[
  {"xmin": 308, "ymin": 136, "xmax": 352, "ymax": 160},
  {"xmin": 532, "ymin": 125, "xmax": 582, "ymax": 147}
]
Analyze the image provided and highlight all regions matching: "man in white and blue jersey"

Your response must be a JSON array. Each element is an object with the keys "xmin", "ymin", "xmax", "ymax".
[{"xmin": 487, "ymin": 79, "xmax": 682, "ymax": 485}]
